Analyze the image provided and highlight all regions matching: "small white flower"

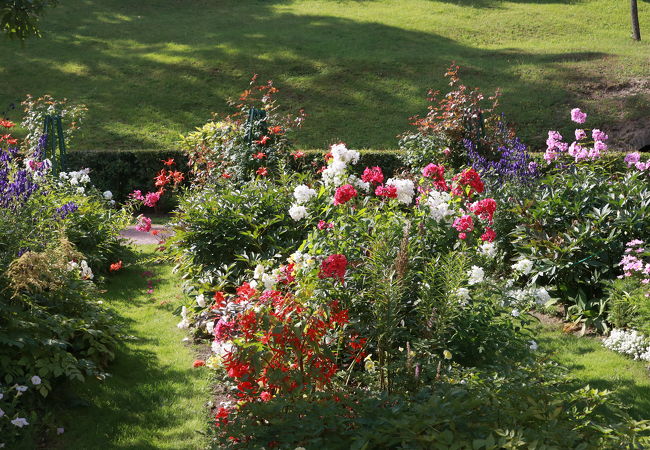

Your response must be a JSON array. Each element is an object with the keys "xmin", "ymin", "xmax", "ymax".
[
  {"xmin": 11, "ymin": 417, "xmax": 29, "ymax": 428},
  {"xmin": 76, "ymin": 187, "xmax": 85, "ymax": 195},
  {"xmin": 253, "ymin": 264, "xmax": 266, "ymax": 280},
  {"xmin": 0, "ymin": 393, "xmax": 3, "ymax": 400},
  {"xmin": 15, "ymin": 385, "xmax": 28, "ymax": 392},
  {"xmin": 177, "ymin": 319, "xmax": 190, "ymax": 329},
  {"xmin": 80, "ymin": 260, "xmax": 93, "ymax": 280},
  {"xmin": 511, "ymin": 309, "xmax": 521, "ymax": 317},
  {"xmin": 206, "ymin": 321, "xmax": 215, "ymax": 334},
  {"xmin": 249, "ymin": 280, "xmax": 258, "ymax": 289},
  {"xmin": 529, "ymin": 340, "xmax": 538, "ymax": 351},
  {"xmin": 425, "ymin": 190, "xmax": 453, "ymax": 221},
  {"xmin": 467, "ymin": 266, "xmax": 485, "ymax": 285},
  {"xmin": 196, "ymin": 294, "xmax": 206, "ymax": 308},
  {"xmin": 288, "ymin": 204, "xmax": 308, "ymax": 221},
  {"xmin": 262, "ymin": 273, "xmax": 276, "ymax": 290},
  {"xmin": 103, "ymin": 190, "xmax": 113, "ymax": 200},
  {"xmin": 0, "ymin": 408, "xmax": 4, "ymax": 417},
  {"xmin": 57, "ymin": 427, "xmax": 65, "ymax": 435},
  {"xmin": 31, "ymin": 375, "xmax": 42, "ymax": 385},
  {"xmin": 455, "ymin": 287, "xmax": 471, "ymax": 305}
]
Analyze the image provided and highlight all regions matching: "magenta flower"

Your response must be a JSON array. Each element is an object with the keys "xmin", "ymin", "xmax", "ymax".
[
  {"xmin": 574, "ymin": 129, "xmax": 587, "ymax": 140},
  {"xmin": 570, "ymin": 108, "xmax": 587, "ymax": 124},
  {"xmin": 592, "ymin": 129, "xmax": 608, "ymax": 141},
  {"xmin": 624, "ymin": 152, "xmax": 641, "ymax": 167},
  {"xmin": 135, "ymin": 215, "xmax": 152, "ymax": 232}
]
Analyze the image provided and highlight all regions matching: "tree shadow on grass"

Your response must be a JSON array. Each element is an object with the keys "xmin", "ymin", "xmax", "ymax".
[{"xmin": 0, "ymin": 0, "xmax": 610, "ymax": 149}]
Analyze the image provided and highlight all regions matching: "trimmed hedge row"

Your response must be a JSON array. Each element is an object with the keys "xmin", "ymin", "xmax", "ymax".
[{"xmin": 67, "ymin": 148, "xmax": 634, "ymax": 211}]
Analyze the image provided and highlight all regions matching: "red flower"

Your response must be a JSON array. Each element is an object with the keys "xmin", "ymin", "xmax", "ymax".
[
  {"xmin": 151, "ymin": 229, "xmax": 160, "ymax": 236},
  {"xmin": 193, "ymin": 359, "xmax": 206, "ymax": 368},
  {"xmin": 154, "ymin": 169, "xmax": 171, "ymax": 187},
  {"xmin": 268, "ymin": 125, "xmax": 283, "ymax": 135},
  {"xmin": 213, "ymin": 291, "xmax": 227, "ymax": 307},
  {"xmin": 458, "ymin": 232, "xmax": 467, "ymax": 240},
  {"xmin": 375, "ymin": 185, "xmax": 397, "ymax": 198},
  {"xmin": 324, "ymin": 152, "xmax": 333, "ymax": 162},
  {"xmin": 171, "ymin": 171, "xmax": 185, "ymax": 185},
  {"xmin": 319, "ymin": 254, "xmax": 347, "ymax": 282},
  {"xmin": 422, "ymin": 163, "xmax": 449, "ymax": 190},
  {"xmin": 222, "ymin": 172, "xmax": 232, "ymax": 179},
  {"xmin": 109, "ymin": 261, "xmax": 123, "ymax": 272},
  {"xmin": 162, "ymin": 158, "xmax": 174, "ymax": 166},
  {"xmin": 255, "ymin": 135, "xmax": 270, "ymax": 145},
  {"xmin": 481, "ymin": 227, "xmax": 496, "ymax": 242},
  {"xmin": 260, "ymin": 391, "xmax": 272, "ymax": 402},
  {"xmin": 452, "ymin": 215, "xmax": 474, "ymax": 233},
  {"xmin": 292, "ymin": 151, "xmax": 305, "ymax": 159},
  {"xmin": 0, "ymin": 119, "xmax": 15, "ymax": 128},
  {"xmin": 215, "ymin": 407, "xmax": 229, "ymax": 427},
  {"xmin": 256, "ymin": 167, "xmax": 268, "ymax": 177},
  {"xmin": 469, "ymin": 198, "xmax": 497, "ymax": 223},
  {"xmin": 333, "ymin": 184, "xmax": 357, "ymax": 205},
  {"xmin": 361, "ymin": 166, "xmax": 384, "ymax": 184},
  {"xmin": 252, "ymin": 152, "xmax": 267, "ymax": 159},
  {"xmin": 451, "ymin": 168, "xmax": 484, "ymax": 198},
  {"xmin": 317, "ymin": 220, "xmax": 334, "ymax": 230}
]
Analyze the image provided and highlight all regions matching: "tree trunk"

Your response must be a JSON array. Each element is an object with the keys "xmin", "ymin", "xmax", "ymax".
[{"xmin": 631, "ymin": 0, "xmax": 641, "ymax": 41}]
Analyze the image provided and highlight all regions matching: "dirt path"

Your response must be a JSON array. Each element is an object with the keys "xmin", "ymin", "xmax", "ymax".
[{"xmin": 120, "ymin": 225, "xmax": 170, "ymax": 245}]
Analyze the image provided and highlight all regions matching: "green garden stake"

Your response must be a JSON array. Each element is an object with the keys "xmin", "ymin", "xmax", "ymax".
[
  {"xmin": 42, "ymin": 115, "xmax": 67, "ymax": 174},
  {"xmin": 245, "ymin": 107, "xmax": 268, "ymax": 147}
]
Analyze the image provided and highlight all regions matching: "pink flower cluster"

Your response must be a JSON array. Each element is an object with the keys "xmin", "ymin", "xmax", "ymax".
[
  {"xmin": 361, "ymin": 166, "xmax": 384, "ymax": 185},
  {"xmin": 135, "ymin": 215, "xmax": 152, "ymax": 232},
  {"xmin": 130, "ymin": 190, "xmax": 162, "ymax": 208},
  {"xmin": 544, "ymin": 109, "xmax": 608, "ymax": 163},
  {"xmin": 620, "ymin": 240, "xmax": 650, "ymax": 283},
  {"xmin": 624, "ymin": 152, "xmax": 650, "ymax": 172}
]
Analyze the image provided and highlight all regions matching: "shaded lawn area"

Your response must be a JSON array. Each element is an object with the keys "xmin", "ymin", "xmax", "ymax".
[
  {"xmin": 535, "ymin": 321, "xmax": 650, "ymax": 421},
  {"xmin": 0, "ymin": 0, "xmax": 649, "ymax": 150},
  {"xmin": 44, "ymin": 245, "xmax": 210, "ymax": 449}
]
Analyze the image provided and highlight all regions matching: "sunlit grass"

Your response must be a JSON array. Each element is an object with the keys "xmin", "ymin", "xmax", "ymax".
[
  {"xmin": 0, "ymin": 0, "xmax": 648, "ymax": 150},
  {"xmin": 47, "ymin": 245, "xmax": 210, "ymax": 449}
]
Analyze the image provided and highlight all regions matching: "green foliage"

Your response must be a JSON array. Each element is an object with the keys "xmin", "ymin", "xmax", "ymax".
[
  {"xmin": 213, "ymin": 363, "xmax": 650, "ymax": 449},
  {"xmin": 165, "ymin": 176, "xmax": 310, "ymax": 289},
  {"xmin": 510, "ymin": 167, "xmax": 650, "ymax": 301},
  {"xmin": 398, "ymin": 131, "xmax": 451, "ymax": 171},
  {"xmin": 607, "ymin": 278, "xmax": 650, "ymax": 336},
  {"xmin": 0, "ymin": 0, "xmax": 58, "ymax": 40}
]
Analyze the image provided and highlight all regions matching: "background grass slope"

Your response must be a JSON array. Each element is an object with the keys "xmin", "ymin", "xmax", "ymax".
[{"xmin": 1, "ymin": 0, "xmax": 649, "ymax": 150}]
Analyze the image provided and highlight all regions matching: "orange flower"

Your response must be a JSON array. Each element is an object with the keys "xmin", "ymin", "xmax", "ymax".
[
  {"xmin": 252, "ymin": 152, "xmax": 267, "ymax": 160},
  {"xmin": 222, "ymin": 172, "xmax": 232, "ymax": 179},
  {"xmin": 193, "ymin": 360, "xmax": 206, "ymax": 368},
  {"xmin": 268, "ymin": 125, "xmax": 283, "ymax": 135},
  {"xmin": 162, "ymin": 158, "xmax": 175, "ymax": 166},
  {"xmin": 109, "ymin": 261, "xmax": 123, "ymax": 272},
  {"xmin": 0, "ymin": 119, "xmax": 15, "ymax": 129},
  {"xmin": 292, "ymin": 151, "xmax": 305, "ymax": 159},
  {"xmin": 255, "ymin": 135, "xmax": 270, "ymax": 145},
  {"xmin": 256, "ymin": 167, "xmax": 268, "ymax": 176}
]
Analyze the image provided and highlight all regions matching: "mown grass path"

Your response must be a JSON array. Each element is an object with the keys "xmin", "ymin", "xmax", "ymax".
[
  {"xmin": 50, "ymin": 245, "xmax": 210, "ymax": 449},
  {"xmin": 536, "ymin": 322, "xmax": 650, "ymax": 420}
]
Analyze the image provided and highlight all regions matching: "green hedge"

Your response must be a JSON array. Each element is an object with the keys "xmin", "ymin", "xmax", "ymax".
[
  {"xmin": 67, "ymin": 148, "xmax": 634, "ymax": 211},
  {"xmin": 66, "ymin": 149, "xmax": 187, "ymax": 209}
]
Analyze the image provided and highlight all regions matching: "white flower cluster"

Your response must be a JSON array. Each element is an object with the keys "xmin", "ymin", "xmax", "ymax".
[
  {"xmin": 425, "ymin": 190, "xmax": 453, "ymax": 221},
  {"xmin": 196, "ymin": 294, "xmax": 206, "ymax": 308},
  {"xmin": 289, "ymin": 204, "xmax": 308, "ymax": 221},
  {"xmin": 479, "ymin": 242, "xmax": 497, "ymax": 259},
  {"xmin": 603, "ymin": 329, "xmax": 650, "ymax": 361},
  {"xmin": 253, "ymin": 264, "xmax": 278, "ymax": 290},
  {"xmin": 289, "ymin": 184, "xmax": 316, "ymax": 221},
  {"xmin": 288, "ymin": 251, "xmax": 315, "ymax": 273},
  {"xmin": 454, "ymin": 287, "xmax": 471, "ymax": 305},
  {"xmin": 512, "ymin": 258, "xmax": 534, "ymax": 275},
  {"xmin": 60, "ymin": 168, "xmax": 91, "ymax": 186},
  {"xmin": 386, "ymin": 178, "xmax": 415, "ymax": 205},
  {"xmin": 321, "ymin": 143, "xmax": 360, "ymax": 187},
  {"xmin": 293, "ymin": 185, "xmax": 316, "ymax": 204},
  {"xmin": 467, "ymin": 265, "xmax": 485, "ymax": 285},
  {"xmin": 177, "ymin": 306, "xmax": 191, "ymax": 329},
  {"xmin": 505, "ymin": 285, "xmax": 551, "ymax": 307},
  {"xmin": 67, "ymin": 260, "xmax": 93, "ymax": 280}
]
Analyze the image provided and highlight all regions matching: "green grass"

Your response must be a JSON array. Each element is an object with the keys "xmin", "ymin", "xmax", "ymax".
[
  {"xmin": 46, "ymin": 245, "xmax": 210, "ymax": 449},
  {"xmin": 536, "ymin": 321, "xmax": 650, "ymax": 420},
  {"xmin": 1, "ymin": 0, "xmax": 649, "ymax": 151}
]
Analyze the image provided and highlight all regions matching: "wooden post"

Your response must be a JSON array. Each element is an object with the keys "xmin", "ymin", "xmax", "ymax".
[{"xmin": 631, "ymin": 0, "xmax": 641, "ymax": 41}]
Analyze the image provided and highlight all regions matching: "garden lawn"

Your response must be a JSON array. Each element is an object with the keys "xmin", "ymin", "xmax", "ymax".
[
  {"xmin": 1, "ymin": 0, "xmax": 649, "ymax": 151},
  {"xmin": 47, "ymin": 245, "xmax": 210, "ymax": 449},
  {"xmin": 536, "ymin": 321, "xmax": 650, "ymax": 420}
]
